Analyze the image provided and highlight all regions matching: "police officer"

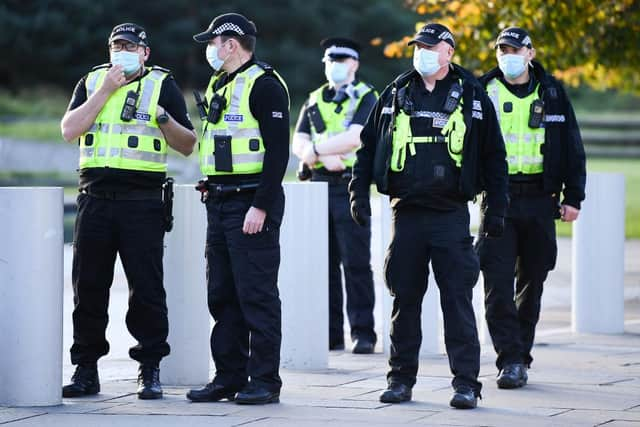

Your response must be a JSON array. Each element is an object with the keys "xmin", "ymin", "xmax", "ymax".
[
  {"xmin": 60, "ymin": 23, "xmax": 197, "ymax": 399},
  {"xmin": 186, "ymin": 13, "xmax": 289, "ymax": 405},
  {"xmin": 292, "ymin": 37, "xmax": 378, "ymax": 354},
  {"xmin": 477, "ymin": 27, "xmax": 586, "ymax": 389},
  {"xmin": 350, "ymin": 23, "xmax": 508, "ymax": 409}
]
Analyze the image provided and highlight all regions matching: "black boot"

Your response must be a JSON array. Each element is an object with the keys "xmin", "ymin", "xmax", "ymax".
[
  {"xmin": 137, "ymin": 364, "xmax": 163, "ymax": 400},
  {"xmin": 62, "ymin": 363, "xmax": 100, "ymax": 398},
  {"xmin": 497, "ymin": 363, "xmax": 528, "ymax": 389},
  {"xmin": 234, "ymin": 383, "xmax": 280, "ymax": 405},
  {"xmin": 187, "ymin": 382, "xmax": 240, "ymax": 402},
  {"xmin": 379, "ymin": 383, "xmax": 412, "ymax": 403},
  {"xmin": 450, "ymin": 385, "xmax": 478, "ymax": 409},
  {"xmin": 352, "ymin": 337, "xmax": 375, "ymax": 354}
]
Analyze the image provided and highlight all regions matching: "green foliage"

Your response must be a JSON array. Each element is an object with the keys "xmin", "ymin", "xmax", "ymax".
[
  {"xmin": 0, "ymin": 0, "xmax": 416, "ymax": 108},
  {"xmin": 390, "ymin": 0, "xmax": 640, "ymax": 94}
]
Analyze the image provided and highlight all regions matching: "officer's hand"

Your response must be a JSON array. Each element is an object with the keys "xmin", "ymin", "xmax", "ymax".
[
  {"xmin": 560, "ymin": 204, "xmax": 580, "ymax": 222},
  {"xmin": 302, "ymin": 144, "xmax": 318, "ymax": 166},
  {"xmin": 350, "ymin": 198, "xmax": 371, "ymax": 227},
  {"xmin": 243, "ymin": 207, "xmax": 267, "ymax": 234},
  {"xmin": 320, "ymin": 155, "xmax": 346, "ymax": 172},
  {"xmin": 482, "ymin": 215, "xmax": 504, "ymax": 238},
  {"xmin": 101, "ymin": 65, "xmax": 127, "ymax": 94}
]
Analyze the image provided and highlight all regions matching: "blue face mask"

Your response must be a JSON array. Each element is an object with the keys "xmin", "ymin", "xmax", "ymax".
[
  {"xmin": 413, "ymin": 47, "xmax": 441, "ymax": 77},
  {"xmin": 111, "ymin": 51, "xmax": 141, "ymax": 76},
  {"xmin": 325, "ymin": 61, "xmax": 350, "ymax": 85},
  {"xmin": 206, "ymin": 43, "xmax": 228, "ymax": 71},
  {"xmin": 498, "ymin": 54, "xmax": 527, "ymax": 79}
]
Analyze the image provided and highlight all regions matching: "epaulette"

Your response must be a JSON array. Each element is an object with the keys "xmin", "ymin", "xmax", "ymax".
[
  {"xmin": 91, "ymin": 63, "xmax": 110, "ymax": 71},
  {"xmin": 151, "ymin": 65, "xmax": 172, "ymax": 74},
  {"xmin": 254, "ymin": 60, "xmax": 275, "ymax": 74}
]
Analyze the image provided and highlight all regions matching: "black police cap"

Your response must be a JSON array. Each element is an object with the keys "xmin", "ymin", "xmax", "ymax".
[
  {"xmin": 193, "ymin": 13, "xmax": 257, "ymax": 43},
  {"xmin": 320, "ymin": 37, "xmax": 361, "ymax": 61},
  {"xmin": 408, "ymin": 23, "xmax": 455, "ymax": 48},
  {"xmin": 495, "ymin": 27, "xmax": 533, "ymax": 49},
  {"xmin": 109, "ymin": 23, "xmax": 148, "ymax": 46}
]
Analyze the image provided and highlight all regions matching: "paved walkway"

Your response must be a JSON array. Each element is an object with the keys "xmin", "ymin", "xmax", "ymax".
[{"xmin": 2, "ymin": 233, "xmax": 639, "ymax": 426}]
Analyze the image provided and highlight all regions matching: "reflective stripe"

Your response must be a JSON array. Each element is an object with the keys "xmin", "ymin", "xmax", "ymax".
[
  {"xmin": 86, "ymin": 72, "xmax": 101, "ymax": 97},
  {"xmin": 203, "ymin": 152, "xmax": 264, "ymax": 167},
  {"xmin": 79, "ymin": 147, "xmax": 95, "ymax": 158},
  {"xmin": 82, "ymin": 146, "xmax": 166, "ymax": 164},
  {"xmin": 411, "ymin": 136, "xmax": 446, "ymax": 143},
  {"xmin": 88, "ymin": 123, "xmax": 110, "ymax": 133},
  {"xmin": 138, "ymin": 78, "xmax": 156, "ymax": 114},
  {"xmin": 206, "ymin": 128, "xmax": 261, "ymax": 140},
  {"xmin": 87, "ymin": 123, "xmax": 163, "ymax": 138},
  {"xmin": 412, "ymin": 110, "xmax": 450, "ymax": 120},
  {"xmin": 488, "ymin": 81, "xmax": 500, "ymax": 122},
  {"xmin": 119, "ymin": 148, "xmax": 167, "ymax": 163},
  {"xmin": 521, "ymin": 155, "xmax": 543, "ymax": 165}
]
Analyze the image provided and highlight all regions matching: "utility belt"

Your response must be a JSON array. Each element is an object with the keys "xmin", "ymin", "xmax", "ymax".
[
  {"xmin": 195, "ymin": 179, "xmax": 259, "ymax": 203},
  {"xmin": 80, "ymin": 187, "xmax": 162, "ymax": 201},
  {"xmin": 311, "ymin": 168, "xmax": 352, "ymax": 184},
  {"xmin": 508, "ymin": 180, "xmax": 547, "ymax": 196},
  {"xmin": 81, "ymin": 177, "xmax": 174, "ymax": 232}
]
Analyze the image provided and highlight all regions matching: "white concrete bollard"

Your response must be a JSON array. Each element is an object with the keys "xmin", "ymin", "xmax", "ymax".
[
  {"xmin": 572, "ymin": 173, "xmax": 625, "ymax": 334},
  {"xmin": 161, "ymin": 185, "xmax": 210, "ymax": 385},
  {"xmin": 379, "ymin": 197, "xmax": 442, "ymax": 356},
  {"xmin": 280, "ymin": 182, "xmax": 328, "ymax": 369},
  {"xmin": 0, "ymin": 187, "xmax": 64, "ymax": 406}
]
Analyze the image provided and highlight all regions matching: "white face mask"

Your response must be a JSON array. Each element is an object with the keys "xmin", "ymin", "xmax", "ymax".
[
  {"xmin": 111, "ymin": 51, "xmax": 141, "ymax": 76},
  {"xmin": 498, "ymin": 53, "xmax": 527, "ymax": 79},
  {"xmin": 325, "ymin": 61, "xmax": 350, "ymax": 85},
  {"xmin": 206, "ymin": 42, "xmax": 229, "ymax": 71},
  {"xmin": 413, "ymin": 47, "xmax": 442, "ymax": 77}
]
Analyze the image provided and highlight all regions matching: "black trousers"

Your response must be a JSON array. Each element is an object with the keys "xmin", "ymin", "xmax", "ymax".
[
  {"xmin": 384, "ymin": 205, "xmax": 481, "ymax": 393},
  {"xmin": 71, "ymin": 193, "xmax": 170, "ymax": 365},
  {"xmin": 327, "ymin": 182, "xmax": 376, "ymax": 344},
  {"xmin": 477, "ymin": 193, "xmax": 558, "ymax": 369},
  {"xmin": 205, "ymin": 190, "xmax": 284, "ymax": 392}
]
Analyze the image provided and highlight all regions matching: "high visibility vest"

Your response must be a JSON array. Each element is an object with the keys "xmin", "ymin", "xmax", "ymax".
[
  {"xmin": 389, "ymin": 81, "xmax": 465, "ymax": 172},
  {"xmin": 307, "ymin": 81, "xmax": 376, "ymax": 169},
  {"xmin": 199, "ymin": 63, "xmax": 289, "ymax": 176},
  {"xmin": 486, "ymin": 78, "xmax": 545, "ymax": 175},
  {"xmin": 79, "ymin": 65, "xmax": 168, "ymax": 172}
]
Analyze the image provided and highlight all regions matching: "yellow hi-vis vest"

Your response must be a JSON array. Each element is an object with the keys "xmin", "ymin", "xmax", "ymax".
[
  {"xmin": 307, "ymin": 81, "xmax": 376, "ymax": 169},
  {"xmin": 486, "ymin": 78, "xmax": 545, "ymax": 175},
  {"xmin": 79, "ymin": 65, "xmax": 169, "ymax": 172},
  {"xmin": 389, "ymin": 82, "xmax": 465, "ymax": 171},
  {"xmin": 199, "ymin": 63, "xmax": 289, "ymax": 176}
]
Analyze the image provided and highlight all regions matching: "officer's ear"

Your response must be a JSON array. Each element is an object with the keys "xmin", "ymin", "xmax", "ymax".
[
  {"xmin": 528, "ymin": 47, "xmax": 536, "ymax": 61},
  {"xmin": 142, "ymin": 46, "xmax": 151, "ymax": 62},
  {"xmin": 446, "ymin": 45, "xmax": 454, "ymax": 60}
]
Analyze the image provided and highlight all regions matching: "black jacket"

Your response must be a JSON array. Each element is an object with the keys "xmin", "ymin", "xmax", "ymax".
[
  {"xmin": 350, "ymin": 64, "xmax": 509, "ymax": 218},
  {"xmin": 479, "ymin": 61, "xmax": 586, "ymax": 209}
]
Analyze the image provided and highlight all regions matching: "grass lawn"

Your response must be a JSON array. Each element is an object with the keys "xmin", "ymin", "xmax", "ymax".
[{"xmin": 555, "ymin": 157, "xmax": 640, "ymax": 238}]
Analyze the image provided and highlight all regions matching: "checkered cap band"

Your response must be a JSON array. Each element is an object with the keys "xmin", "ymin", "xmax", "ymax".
[{"xmin": 212, "ymin": 23, "xmax": 245, "ymax": 36}]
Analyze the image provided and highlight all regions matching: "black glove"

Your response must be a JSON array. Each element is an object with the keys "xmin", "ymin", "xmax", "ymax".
[
  {"xmin": 482, "ymin": 215, "xmax": 504, "ymax": 238},
  {"xmin": 350, "ymin": 198, "xmax": 371, "ymax": 227}
]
